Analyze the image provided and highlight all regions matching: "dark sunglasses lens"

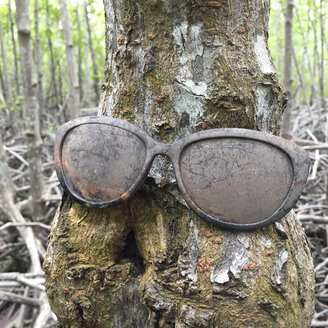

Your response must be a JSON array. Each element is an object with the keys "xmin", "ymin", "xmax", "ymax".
[
  {"xmin": 180, "ymin": 138, "xmax": 293, "ymax": 225},
  {"xmin": 60, "ymin": 123, "xmax": 146, "ymax": 203}
]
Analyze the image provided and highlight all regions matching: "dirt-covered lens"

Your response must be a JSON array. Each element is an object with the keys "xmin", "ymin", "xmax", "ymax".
[
  {"xmin": 180, "ymin": 138, "xmax": 293, "ymax": 224},
  {"xmin": 61, "ymin": 123, "xmax": 147, "ymax": 203}
]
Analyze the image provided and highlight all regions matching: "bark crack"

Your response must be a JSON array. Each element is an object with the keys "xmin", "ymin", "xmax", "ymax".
[{"xmin": 120, "ymin": 231, "xmax": 145, "ymax": 275}]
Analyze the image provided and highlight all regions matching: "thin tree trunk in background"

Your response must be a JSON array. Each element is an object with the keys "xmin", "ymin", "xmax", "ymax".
[
  {"xmin": 58, "ymin": 0, "xmax": 80, "ymax": 119},
  {"xmin": 82, "ymin": 0, "xmax": 91, "ymax": 106},
  {"xmin": 15, "ymin": 0, "xmax": 44, "ymax": 220},
  {"xmin": 75, "ymin": 3, "xmax": 83, "ymax": 103},
  {"xmin": 274, "ymin": 10, "xmax": 284, "ymax": 75},
  {"xmin": 292, "ymin": 45, "xmax": 305, "ymax": 104},
  {"xmin": 295, "ymin": 6, "xmax": 313, "ymax": 104},
  {"xmin": 58, "ymin": 59, "xmax": 63, "ymax": 106},
  {"xmin": 319, "ymin": 0, "xmax": 326, "ymax": 112},
  {"xmin": 8, "ymin": 0, "xmax": 20, "ymax": 96},
  {"xmin": 321, "ymin": 0, "xmax": 328, "ymax": 218},
  {"xmin": 45, "ymin": 0, "xmax": 315, "ymax": 326},
  {"xmin": 281, "ymin": 0, "xmax": 294, "ymax": 140},
  {"xmin": 34, "ymin": 0, "xmax": 44, "ymax": 129},
  {"xmin": 84, "ymin": 0, "xmax": 99, "ymax": 102},
  {"xmin": 308, "ymin": 1, "xmax": 317, "ymax": 105},
  {"xmin": 0, "ymin": 128, "xmax": 16, "ymax": 197},
  {"xmin": 45, "ymin": 0, "xmax": 58, "ymax": 108},
  {"xmin": 312, "ymin": 9, "xmax": 319, "ymax": 105},
  {"xmin": 0, "ymin": 67, "xmax": 4, "ymax": 103},
  {"xmin": 0, "ymin": 18, "xmax": 13, "ymax": 105}
]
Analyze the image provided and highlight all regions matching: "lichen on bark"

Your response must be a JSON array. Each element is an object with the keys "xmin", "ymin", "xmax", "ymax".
[{"xmin": 44, "ymin": 0, "xmax": 314, "ymax": 327}]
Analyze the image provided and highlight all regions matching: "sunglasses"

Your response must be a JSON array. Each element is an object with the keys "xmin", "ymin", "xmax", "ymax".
[{"xmin": 54, "ymin": 116, "xmax": 310, "ymax": 230}]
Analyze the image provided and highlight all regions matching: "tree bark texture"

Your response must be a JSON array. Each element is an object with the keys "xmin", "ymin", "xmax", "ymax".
[
  {"xmin": 281, "ymin": 0, "xmax": 294, "ymax": 140},
  {"xmin": 0, "ymin": 17, "xmax": 13, "ymax": 105},
  {"xmin": 59, "ymin": 0, "xmax": 80, "ymax": 119},
  {"xmin": 15, "ymin": 0, "xmax": 44, "ymax": 220},
  {"xmin": 44, "ymin": 1, "xmax": 314, "ymax": 327}
]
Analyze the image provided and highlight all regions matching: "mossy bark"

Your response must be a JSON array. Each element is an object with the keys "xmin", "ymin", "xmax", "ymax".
[{"xmin": 44, "ymin": 0, "xmax": 314, "ymax": 327}]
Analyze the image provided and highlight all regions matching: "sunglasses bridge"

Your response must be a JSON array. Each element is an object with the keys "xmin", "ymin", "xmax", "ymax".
[{"xmin": 147, "ymin": 140, "xmax": 184, "ymax": 164}]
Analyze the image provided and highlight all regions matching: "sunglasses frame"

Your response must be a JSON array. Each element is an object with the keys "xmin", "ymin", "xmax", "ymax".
[{"xmin": 55, "ymin": 116, "xmax": 310, "ymax": 230}]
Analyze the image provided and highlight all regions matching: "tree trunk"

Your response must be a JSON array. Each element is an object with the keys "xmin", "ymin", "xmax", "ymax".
[
  {"xmin": 44, "ymin": 1, "xmax": 314, "ymax": 327},
  {"xmin": 8, "ymin": 0, "xmax": 20, "ymax": 96},
  {"xmin": 45, "ymin": 0, "xmax": 58, "ymax": 108},
  {"xmin": 295, "ymin": 6, "xmax": 312, "ymax": 106},
  {"xmin": 0, "ymin": 67, "xmax": 4, "ymax": 103},
  {"xmin": 0, "ymin": 18, "xmax": 13, "ymax": 105},
  {"xmin": 34, "ymin": 0, "xmax": 44, "ymax": 130},
  {"xmin": 319, "ymin": 0, "xmax": 326, "ymax": 112},
  {"xmin": 75, "ymin": 2, "xmax": 84, "ymax": 103},
  {"xmin": 281, "ymin": 0, "xmax": 294, "ymax": 140},
  {"xmin": 82, "ymin": 0, "xmax": 91, "ymax": 106},
  {"xmin": 84, "ymin": 0, "xmax": 99, "ymax": 102},
  {"xmin": 58, "ymin": 0, "xmax": 80, "ymax": 119},
  {"xmin": 15, "ymin": 0, "xmax": 44, "ymax": 220},
  {"xmin": 58, "ymin": 59, "xmax": 63, "ymax": 107},
  {"xmin": 309, "ymin": 0, "xmax": 318, "ymax": 106}
]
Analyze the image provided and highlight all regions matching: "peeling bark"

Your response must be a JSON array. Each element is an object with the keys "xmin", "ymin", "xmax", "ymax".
[{"xmin": 45, "ymin": 1, "xmax": 314, "ymax": 327}]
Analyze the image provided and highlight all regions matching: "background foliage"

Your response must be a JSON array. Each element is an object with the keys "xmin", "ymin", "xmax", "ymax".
[
  {"xmin": 0, "ymin": 0, "xmax": 105, "ymax": 115},
  {"xmin": 269, "ymin": 0, "xmax": 327, "ymax": 103}
]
